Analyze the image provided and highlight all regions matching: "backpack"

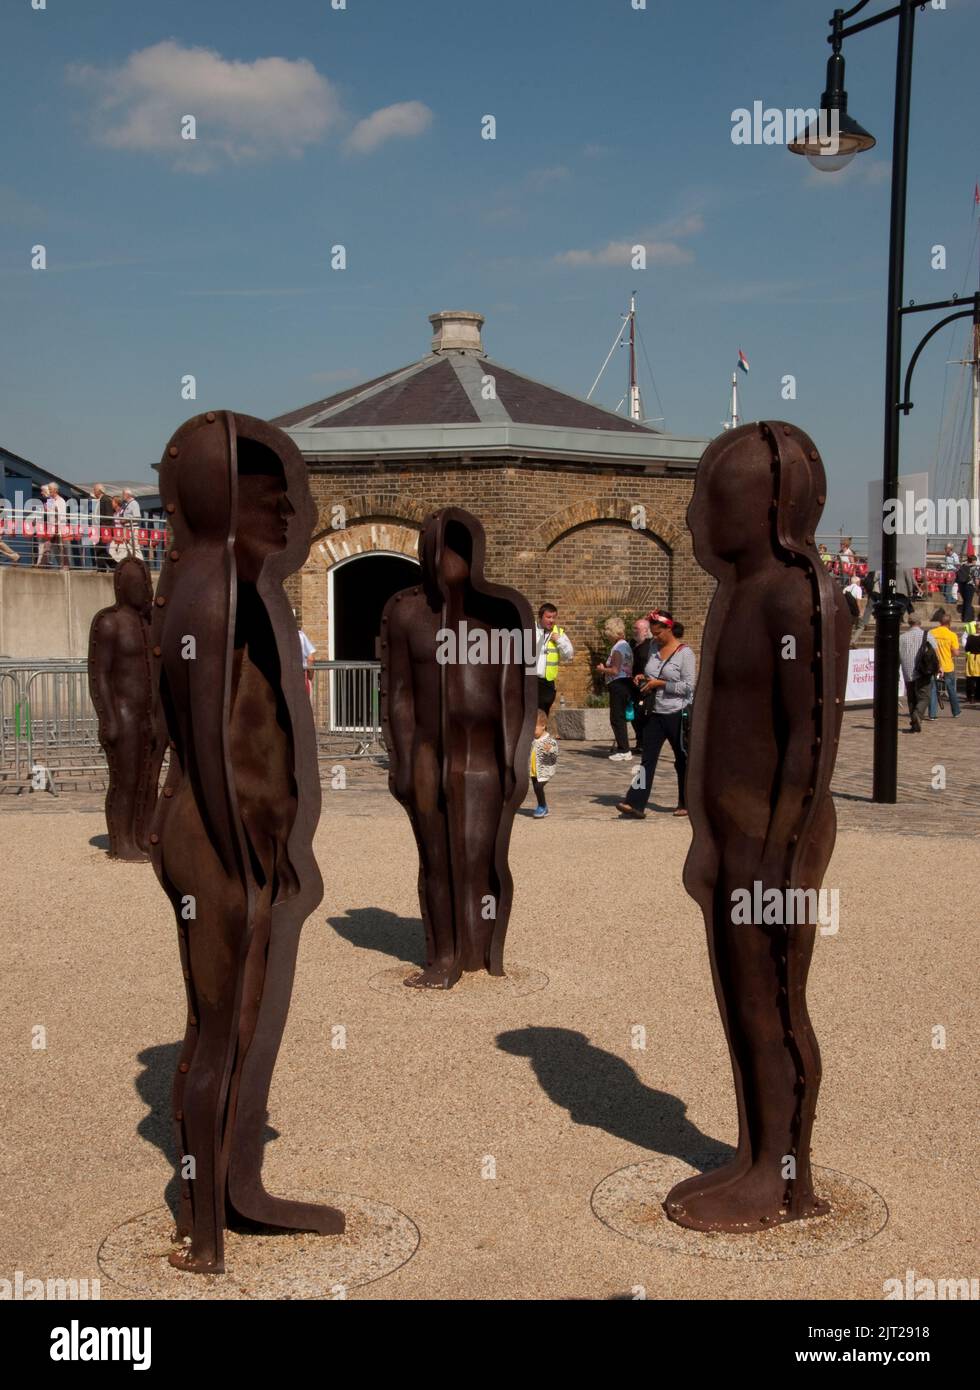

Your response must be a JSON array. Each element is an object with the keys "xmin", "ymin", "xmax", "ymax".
[
  {"xmin": 965, "ymin": 634, "xmax": 980, "ymax": 655},
  {"xmin": 844, "ymin": 590, "xmax": 860, "ymax": 621},
  {"xmin": 913, "ymin": 634, "xmax": 940, "ymax": 680}
]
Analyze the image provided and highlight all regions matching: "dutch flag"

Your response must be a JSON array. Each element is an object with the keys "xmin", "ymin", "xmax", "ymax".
[{"xmin": 737, "ymin": 349, "xmax": 750, "ymax": 374}]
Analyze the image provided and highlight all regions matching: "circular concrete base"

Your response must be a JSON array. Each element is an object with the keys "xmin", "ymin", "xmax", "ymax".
[
  {"xmin": 98, "ymin": 1193, "xmax": 419, "ymax": 1298},
  {"xmin": 591, "ymin": 1157, "xmax": 888, "ymax": 1261},
  {"xmin": 369, "ymin": 962, "xmax": 548, "ymax": 1001}
]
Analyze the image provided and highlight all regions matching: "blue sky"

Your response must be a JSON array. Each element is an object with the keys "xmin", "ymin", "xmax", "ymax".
[{"xmin": 2, "ymin": 0, "xmax": 978, "ymax": 535}]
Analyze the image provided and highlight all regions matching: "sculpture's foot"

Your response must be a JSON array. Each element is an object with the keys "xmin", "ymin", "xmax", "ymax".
[
  {"xmin": 228, "ymin": 1192, "xmax": 345, "ymax": 1236},
  {"xmin": 663, "ymin": 1152, "xmax": 751, "ymax": 1208},
  {"xmin": 109, "ymin": 843, "xmax": 149, "ymax": 863},
  {"xmin": 403, "ymin": 961, "xmax": 460, "ymax": 990},
  {"xmin": 664, "ymin": 1161, "xmax": 828, "ymax": 1233},
  {"xmin": 167, "ymin": 1243, "xmax": 224, "ymax": 1274}
]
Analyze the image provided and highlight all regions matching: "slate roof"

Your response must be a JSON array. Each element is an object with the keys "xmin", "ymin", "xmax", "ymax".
[{"xmin": 272, "ymin": 352, "xmax": 658, "ymax": 435}]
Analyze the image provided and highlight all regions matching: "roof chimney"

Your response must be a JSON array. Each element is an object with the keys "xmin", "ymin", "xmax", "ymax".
[{"xmin": 429, "ymin": 309, "xmax": 484, "ymax": 354}]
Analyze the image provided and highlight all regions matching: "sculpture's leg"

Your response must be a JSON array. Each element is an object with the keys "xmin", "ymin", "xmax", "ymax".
[
  {"xmin": 662, "ymin": 883, "xmax": 753, "ymax": 1210},
  {"xmin": 225, "ymin": 887, "xmax": 344, "ymax": 1235},
  {"xmin": 106, "ymin": 725, "xmax": 148, "ymax": 861},
  {"xmin": 446, "ymin": 766, "xmax": 503, "ymax": 974},
  {"xmin": 404, "ymin": 743, "xmax": 459, "ymax": 989},
  {"xmin": 160, "ymin": 821, "xmax": 243, "ymax": 1273},
  {"xmin": 665, "ymin": 873, "xmax": 826, "ymax": 1232},
  {"xmin": 169, "ymin": 1000, "xmax": 235, "ymax": 1272}
]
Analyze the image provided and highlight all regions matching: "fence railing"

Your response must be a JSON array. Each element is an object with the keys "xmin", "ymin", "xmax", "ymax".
[
  {"xmin": 0, "ymin": 658, "xmax": 385, "ymax": 793},
  {"xmin": 0, "ymin": 514, "xmax": 169, "ymax": 570}
]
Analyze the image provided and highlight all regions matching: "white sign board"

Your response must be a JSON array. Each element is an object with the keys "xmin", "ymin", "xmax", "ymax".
[
  {"xmin": 844, "ymin": 648, "xmax": 905, "ymax": 706},
  {"xmin": 867, "ymin": 471, "xmax": 929, "ymax": 571}
]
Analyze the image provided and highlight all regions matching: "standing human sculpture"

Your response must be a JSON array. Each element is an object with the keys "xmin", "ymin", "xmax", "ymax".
[
  {"xmin": 381, "ymin": 507, "xmax": 536, "ymax": 989},
  {"xmin": 149, "ymin": 410, "xmax": 344, "ymax": 1273},
  {"xmin": 88, "ymin": 555, "xmax": 161, "ymax": 861},
  {"xmin": 664, "ymin": 421, "xmax": 849, "ymax": 1233}
]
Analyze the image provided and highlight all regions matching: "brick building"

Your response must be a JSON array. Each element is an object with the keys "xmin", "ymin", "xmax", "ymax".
[{"xmin": 274, "ymin": 310, "xmax": 710, "ymax": 705}]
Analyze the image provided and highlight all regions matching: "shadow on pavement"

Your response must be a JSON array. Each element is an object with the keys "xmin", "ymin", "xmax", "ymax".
[
  {"xmin": 496, "ymin": 1025, "xmax": 732, "ymax": 1168},
  {"xmin": 327, "ymin": 906, "xmax": 426, "ymax": 967},
  {"xmin": 135, "ymin": 1042, "xmax": 279, "ymax": 1219}
]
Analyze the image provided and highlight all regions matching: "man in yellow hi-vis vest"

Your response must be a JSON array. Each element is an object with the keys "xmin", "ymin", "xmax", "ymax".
[{"xmin": 535, "ymin": 603, "xmax": 574, "ymax": 717}]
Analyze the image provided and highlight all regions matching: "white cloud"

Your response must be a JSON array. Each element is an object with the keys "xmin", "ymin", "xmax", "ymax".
[
  {"xmin": 554, "ymin": 213, "xmax": 704, "ymax": 268},
  {"xmin": 346, "ymin": 100, "xmax": 433, "ymax": 154},
  {"xmin": 804, "ymin": 157, "xmax": 890, "ymax": 189},
  {"xmin": 68, "ymin": 40, "xmax": 342, "ymax": 170}
]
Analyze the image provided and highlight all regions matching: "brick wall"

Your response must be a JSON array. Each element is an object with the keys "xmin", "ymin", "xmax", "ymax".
[{"xmin": 297, "ymin": 456, "xmax": 713, "ymax": 705}]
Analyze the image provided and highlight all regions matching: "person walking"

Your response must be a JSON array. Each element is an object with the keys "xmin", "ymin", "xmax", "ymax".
[
  {"xmin": 616, "ymin": 610, "xmax": 695, "ymax": 818},
  {"xmin": 898, "ymin": 613, "xmax": 929, "ymax": 733},
  {"xmin": 963, "ymin": 621, "xmax": 980, "ymax": 704},
  {"xmin": 534, "ymin": 603, "xmax": 573, "ymax": 720},
  {"xmin": 955, "ymin": 558, "xmax": 975, "ymax": 624},
  {"xmin": 926, "ymin": 608, "xmax": 961, "ymax": 719},
  {"xmin": 297, "ymin": 618, "xmax": 316, "ymax": 699},
  {"xmin": 595, "ymin": 616, "xmax": 634, "ymax": 760},
  {"xmin": 93, "ymin": 484, "xmax": 115, "ymax": 571},
  {"xmin": 528, "ymin": 709, "xmax": 559, "ymax": 819},
  {"xmin": 941, "ymin": 544, "xmax": 959, "ymax": 602},
  {"xmin": 629, "ymin": 617, "xmax": 654, "ymax": 751}
]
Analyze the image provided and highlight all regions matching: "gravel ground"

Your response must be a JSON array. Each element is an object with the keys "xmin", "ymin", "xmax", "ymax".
[{"xmin": 1, "ymin": 746, "xmax": 977, "ymax": 1301}]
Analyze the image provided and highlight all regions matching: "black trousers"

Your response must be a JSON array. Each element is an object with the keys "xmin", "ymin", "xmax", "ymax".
[
  {"xmin": 905, "ymin": 676, "xmax": 930, "ymax": 730},
  {"xmin": 607, "ymin": 677, "xmax": 632, "ymax": 751},
  {"xmin": 537, "ymin": 676, "xmax": 557, "ymax": 715},
  {"xmin": 966, "ymin": 675, "xmax": 980, "ymax": 702},
  {"xmin": 625, "ymin": 709, "xmax": 687, "ymax": 811}
]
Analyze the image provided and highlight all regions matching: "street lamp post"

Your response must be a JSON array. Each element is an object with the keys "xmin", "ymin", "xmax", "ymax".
[{"xmin": 789, "ymin": 1, "xmax": 973, "ymax": 803}]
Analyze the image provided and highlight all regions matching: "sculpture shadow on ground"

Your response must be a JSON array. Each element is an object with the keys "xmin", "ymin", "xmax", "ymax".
[
  {"xmin": 135, "ymin": 1043, "xmax": 278, "ymax": 1220},
  {"xmin": 496, "ymin": 1026, "xmax": 732, "ymax": 1167},
  {"xmin": 326, "ymin": 907, "xmax": 426, "ymax": 967},
  {"xmin": 88, "ymin": 834, "xmax": 111, "ymax": 850}
]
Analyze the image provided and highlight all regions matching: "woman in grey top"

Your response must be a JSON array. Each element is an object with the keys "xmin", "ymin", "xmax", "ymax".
[{"xmin": 617, "ymin": 610, "xmax": 695, "ymax": 818}]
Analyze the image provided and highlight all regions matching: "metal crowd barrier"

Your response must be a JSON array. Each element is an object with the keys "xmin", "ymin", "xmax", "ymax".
[
  {"xmin": 310, "ymin": 661, "xmax": 385, "ymax": 761},
  {"xmin": 0, "ymin": 658, "xmax": 385, "ymax": 793}
]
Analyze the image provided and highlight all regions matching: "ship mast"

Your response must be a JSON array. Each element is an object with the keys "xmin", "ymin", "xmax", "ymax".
[
  {"xmin": 627, "ymin": 292, "xmax": 643, "ymax": 422},
  {"xmin": 725, "ymin": 371, "xmax": 740, "ymax": 431}
]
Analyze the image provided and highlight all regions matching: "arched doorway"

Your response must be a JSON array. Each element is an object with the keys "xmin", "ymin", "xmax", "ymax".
[{"xmin": 329, "ymin": 551, "xmax": 420, "ymax": 660}]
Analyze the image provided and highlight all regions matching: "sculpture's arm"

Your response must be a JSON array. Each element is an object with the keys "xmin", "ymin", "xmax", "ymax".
[
  {"xmin": 759, "ymin": 587, "xmax": 821, "ymax": 885},
  {"xmin": 499, "ymin": 652, "xmax": 524, "ymax": 801},
  {"xmin": 92, "ymin": 614, "xmax": 120, "ymax": 744},
  {"xmin": 386, "ymin": 607, "xmax": 416, "ymax": 800}
]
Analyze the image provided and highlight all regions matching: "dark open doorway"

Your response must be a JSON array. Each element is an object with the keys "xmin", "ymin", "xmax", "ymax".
[{"xmin": 332, "ymin": 553, "xmax": 420, "ymax": 660}]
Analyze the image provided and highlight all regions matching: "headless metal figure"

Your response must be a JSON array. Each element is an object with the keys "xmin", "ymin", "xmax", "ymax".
[
  {"xmin": 381, "ymin": 508, "xmax": 536, "ymax": 989},
  {"xmin": 88, "ymin": 556, "xmax": 161, "ymax": 861},
  {"xmin": 664, "ymin": 422, "xmax": 850, "ymax": 1233},
  {"xmin": 149, "ymin": 411, "xmax": 343, "ymax": 1273}
]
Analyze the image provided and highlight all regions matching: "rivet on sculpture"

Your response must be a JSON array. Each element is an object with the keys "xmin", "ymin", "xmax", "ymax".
[
  {"xmin": 665, "ymin": 421, "xmax": 849, "ymax": 1233},
  {"xmin": 149, "ymin": 410, "xmax": 344, "ymax": 1273},
  {"xmin": 381, "ymin": 506, "xmax": 536, "ymax": 989},
  {"xmin": 88, "ymin": 555, "xmax": 162, "ymax": 861}
]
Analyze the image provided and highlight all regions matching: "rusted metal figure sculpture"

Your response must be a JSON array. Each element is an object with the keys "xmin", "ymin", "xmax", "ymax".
[
  {"xmin": 88, "ymin": 556, "xmax": 161, "ymax": 860},
  {"xmin": 149, "ymin": 410, "xmax": 343, "ymax": 1272},
  {"xmin": 664, "ymin": 421, "xmax": 849, "ymax": 1233},
  {"xmin": 381, "ymin": 507, "xmax": 536, "ymax": 989}
]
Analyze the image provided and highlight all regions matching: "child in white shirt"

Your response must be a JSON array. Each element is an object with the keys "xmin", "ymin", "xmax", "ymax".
[{"xmin": 529, "ymin": 709, "xmax": 559, "ymax": 819}]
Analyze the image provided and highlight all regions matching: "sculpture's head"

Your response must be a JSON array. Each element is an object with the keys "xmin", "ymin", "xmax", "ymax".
[
  {"xmin": 113, "ymin": 555, "xmax": 152, "ymax": 615},
  {"xmin": 689, "ymin": 421, "xmax": 826, "ymax": 574},
  {"xmin": 419, "ymin": 507, "xmax": 478, "ymax": 603},
  {"xmin": 158, "ymin": 412, "xmax": 313, "ymax": 587},
  {"xmin": 234, "ymin": 439, "xmax": 294, "ymax": 584}
]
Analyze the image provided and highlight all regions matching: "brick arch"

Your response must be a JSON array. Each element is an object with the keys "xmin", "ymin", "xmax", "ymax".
[
  {"xmin": 532, "ymin": 497, "xmax": 680, "ymax": 553},
  {"xmin": 306, "ymin": 521, "xmax": 420, "ymax": 570},
  {"xmin": 312, "ymin": 491, "xmax": 429, "ymax": 542}
]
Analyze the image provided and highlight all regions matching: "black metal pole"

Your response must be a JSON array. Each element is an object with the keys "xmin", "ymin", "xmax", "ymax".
[{"xmin": 872, "ymin": 0, "xmax": 915, "ymax": 803}]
